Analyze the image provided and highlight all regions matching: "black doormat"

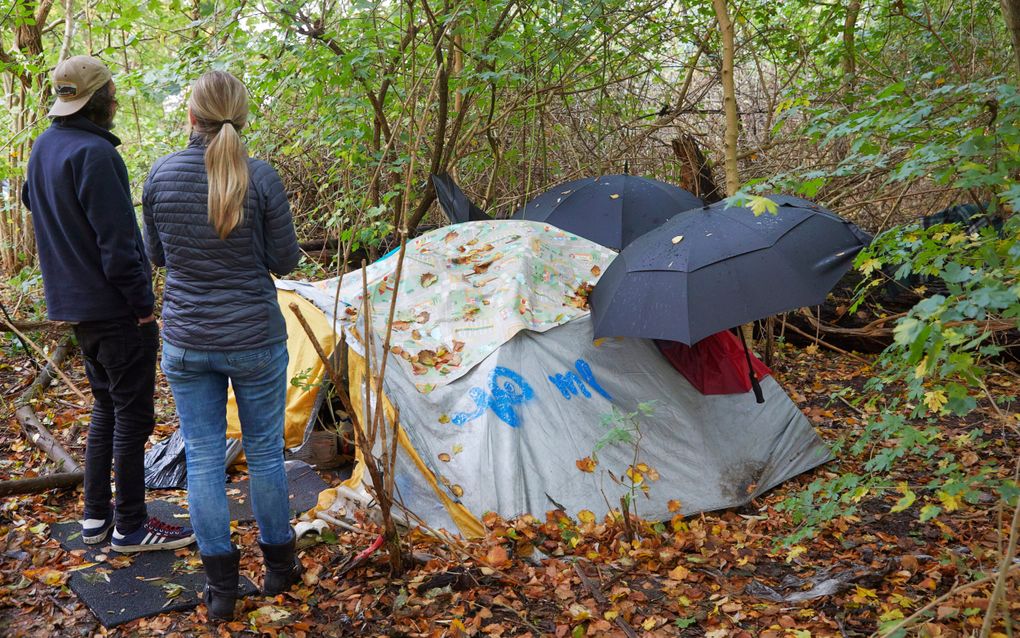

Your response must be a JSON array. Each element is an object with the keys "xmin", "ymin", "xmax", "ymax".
[
  {"xmin": 50, "ymin": 500, "xmax": 258, "ymax": 628},
  {"xmin": 226, "ymin": 460, "xmax": 329, "ymax": 523},
  {"xmin": 50, "ymin": 461, "xmax": 328, "ymax": 628}
]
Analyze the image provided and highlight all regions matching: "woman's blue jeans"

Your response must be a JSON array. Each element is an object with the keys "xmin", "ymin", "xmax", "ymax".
[{"xmin": 161, "ymin": 341, "xmax": 292, "ymax": 556}]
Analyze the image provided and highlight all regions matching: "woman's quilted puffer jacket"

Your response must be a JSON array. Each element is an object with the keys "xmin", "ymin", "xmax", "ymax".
[{"xmin": 142, "ymin": 137, "xmax": 300, "ymax": 350}]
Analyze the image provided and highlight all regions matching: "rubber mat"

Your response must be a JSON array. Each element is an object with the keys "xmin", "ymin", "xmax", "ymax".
[
  {"xmin": 50, "ymin": 500, "xmax": 257, "ymax": 628},
  {"xmin": 226, "ymin": 460, "xmax": 328, "ymax": 523}
]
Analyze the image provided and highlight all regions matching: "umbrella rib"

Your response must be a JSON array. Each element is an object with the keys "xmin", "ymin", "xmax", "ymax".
[
  {"xmin": 643, "ymin": 177, "xmax": 702, "ymax": 211},
  {"xmin": 722, "ymin": 208, "xmax": 812, "ymax": 245},
  {"xmin": 527, "ymin": 177, "xmax": 595, "ymax": 220}
]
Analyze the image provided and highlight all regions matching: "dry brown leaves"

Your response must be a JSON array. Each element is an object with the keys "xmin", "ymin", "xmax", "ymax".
[{"xmin": 0, "ymin": 341, "xmax": 1017, "ymax": 637}]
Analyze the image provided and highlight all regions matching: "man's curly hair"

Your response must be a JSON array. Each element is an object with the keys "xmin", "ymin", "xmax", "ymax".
[{"xmin": 55, "ymin": 81, "xmax": 115, "ymax": 129}]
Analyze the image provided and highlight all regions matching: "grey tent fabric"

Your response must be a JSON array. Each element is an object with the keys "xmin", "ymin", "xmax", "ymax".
[
  {"xmin": 283, "ymin": 270, "xmax": 831, "ymax": 526},
  {"xmin": 368, "ymin": 315, "xmax": 831, "ymax": 521}
]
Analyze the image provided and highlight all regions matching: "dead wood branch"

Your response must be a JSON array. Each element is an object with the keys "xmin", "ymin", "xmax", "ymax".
[
  {"xmin": 0, "ymin": 320, "xmax": 62, "ymax": 333},
  {"xmin": 782, "ymin": 320, "xmax": 872, "ymax": 365},
  {"xmin": 2, "ymin": 316, "xmax": 87, "ymax": 402},
  {"xmin": 0, "ymin": 472, "xmax": 83, "ymax": 497},
  {"xmin": 14, "ymin": 339, "xmax": 81, "ymax": 473}
]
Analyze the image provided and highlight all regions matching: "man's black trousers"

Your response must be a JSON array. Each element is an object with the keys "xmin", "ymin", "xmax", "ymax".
[{"xmin": 73, "ymin": 317, "xmax": 158, "ymax": 533}]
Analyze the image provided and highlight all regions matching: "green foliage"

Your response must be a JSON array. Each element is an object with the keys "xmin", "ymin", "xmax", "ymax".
[
  {"xmin": 777, "ymin": 212, "xmax": 1019, "ymax": 543},
  {"xmin": 591, "ymin": 401, "xmax": 658, "ymax": 524},
  {"xmin": 593, "ymin": 401, "xmax": 656, "ymax": 458},
  {"xmin": 289, "ymin": 366, "xmax": 317, "ymax": 392},
  {"xmin": 750, "ymin": 76, "xmax": 1020, "ymax": 209}
]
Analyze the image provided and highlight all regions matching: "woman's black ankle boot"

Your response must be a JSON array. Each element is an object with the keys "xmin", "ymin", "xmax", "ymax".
[
  {"xmin": 259, "ymin": 532, "xmax": 303, "ymax": 595},
  {"xmin": 200, "ymin": 547, "xmax": 240, "ymax": 621}
]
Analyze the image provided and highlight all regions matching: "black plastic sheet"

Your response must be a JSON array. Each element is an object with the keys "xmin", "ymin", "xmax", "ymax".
[{"xmin": 144, "ymin": 430, "xmax": 242, "ymax": 490}]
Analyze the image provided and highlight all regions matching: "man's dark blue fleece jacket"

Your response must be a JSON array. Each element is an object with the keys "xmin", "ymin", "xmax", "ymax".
[{"xmin": 22, "ymin": 115, "xmax": 154, "ymax": 322}]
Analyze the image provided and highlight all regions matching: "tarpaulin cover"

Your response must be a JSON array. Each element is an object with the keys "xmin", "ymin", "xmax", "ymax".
[
  {"xmin": 280, "ymin": 221, "xmax": 616, "ymax": 394},
  {"xmin": 324, "ymin": 315, "xmax": 831, "ymax": 536},
  {"xmin": 282, "ymin": 222, "xmax": 831, "ymax": 536}
]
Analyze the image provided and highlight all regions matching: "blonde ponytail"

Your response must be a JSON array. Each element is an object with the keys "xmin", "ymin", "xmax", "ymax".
[{"xmin": 188, "ymin": 71, "xmax": 250, "ymax": 239}]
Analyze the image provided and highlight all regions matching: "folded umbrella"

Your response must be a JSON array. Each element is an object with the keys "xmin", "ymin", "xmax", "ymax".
[
  {"xmin": 590, "ymin": 195, "xmax": 871, "ymax": 346},
  {"xmin": 431, "ymin": 173, "xmax": 491, "ymax": 224},
  {"xmin": 511, "ymin": 174, "xmax": 703, "ymax": 250}
]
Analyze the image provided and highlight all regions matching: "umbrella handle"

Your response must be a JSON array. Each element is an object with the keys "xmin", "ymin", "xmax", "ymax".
[{"xmin": 737, "ymin": 328, "xmax": 766, "ymax": 404}]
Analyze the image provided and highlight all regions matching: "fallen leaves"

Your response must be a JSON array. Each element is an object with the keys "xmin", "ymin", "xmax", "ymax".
[
  {"xmin": 1, "ymin": 335, "xmax": 1017, "ymax": 638},
  {"xmin": 22, "ymin": 567, "xmax": 66, "ymax": 587},
  {"xmin": 566, "ymin": 282, "xmax": 594, "ymax": 309}
]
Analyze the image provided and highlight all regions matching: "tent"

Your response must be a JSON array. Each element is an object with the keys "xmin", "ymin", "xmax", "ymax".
[{"xmin": 273, "ymin": 221, "xmax": 831, "ymax": 538}]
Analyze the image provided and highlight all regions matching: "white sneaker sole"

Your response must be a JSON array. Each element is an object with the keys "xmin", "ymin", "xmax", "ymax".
[
  {"xmin": 111, "ymin": 535, "xmax": 196, "ymax": 553},
  {"xmin": 82, "ymin": 529, "xmax": 112, "ymax": 545}
]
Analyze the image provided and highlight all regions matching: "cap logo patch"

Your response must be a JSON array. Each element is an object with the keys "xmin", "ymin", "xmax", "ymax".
[{"xmin": 55, "ymin": 82, "xmax": 78, "ymax": 97}]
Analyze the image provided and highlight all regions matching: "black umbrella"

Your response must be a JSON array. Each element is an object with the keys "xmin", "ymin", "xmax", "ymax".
[
  {"xmin": 590, "ymin": 195, "xmax": 871, "ymax": 346},
  {"xmin": 510, "ymin": 174, "xmax": 703, "ymax": 250},
  {"xmin": 431, "ymin": 173, "xmax": 491, "ymax": 224}
]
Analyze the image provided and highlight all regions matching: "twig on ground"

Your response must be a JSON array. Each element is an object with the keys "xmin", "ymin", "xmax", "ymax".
[
  {"xmin": 783, "ymin": 320, "xmax": 872, "ymax": 365},
  {"xmin": 14, "ymin": 338, "xmax": 81, "ymax": 473},
  {"xmin": 979, "ymin": 460, "xmax": 1020, "ymax": 638},
  {"xmin": 4, "ymin": 321, "xmax": 87, "ymax": 403},
  {"xmin": 573, "ymin": 560, "xmax": 639, "ymax": 638}
]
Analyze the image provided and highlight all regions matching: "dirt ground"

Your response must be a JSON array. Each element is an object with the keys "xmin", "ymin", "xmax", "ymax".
[{"xmin": 0, "ymin": 332, "xmax": 1017, "ymax": 637}]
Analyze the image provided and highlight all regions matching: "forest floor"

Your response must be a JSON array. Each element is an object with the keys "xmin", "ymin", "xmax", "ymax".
[{"xmin": 0, "ymin": 325, "xmax": 1017, "ymax": 637}]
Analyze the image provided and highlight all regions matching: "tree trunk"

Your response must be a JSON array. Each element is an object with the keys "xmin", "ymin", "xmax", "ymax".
[
  {"xmin": 59, "ymin": 0, "xmax": 75, "ymax": 62},
  {"xmin": 671, "ymin": 135, "xmax": 723, "ymax": 203},
  {"xmin": 712, "ymin": 0, "xmax": 740, "ymax": 195},
  {"xmin": 1002, "ymin": 0, "xmax": 1020, "ymax": 77},
  {"xmin": 843, "ymin": 0, "xmax": 861, "ymax": 96}
]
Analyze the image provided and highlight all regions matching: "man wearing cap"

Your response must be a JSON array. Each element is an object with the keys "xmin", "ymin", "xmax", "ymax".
[{"xmin": 21, "ymin": 56, "xmax": 194, "ymax": 553}]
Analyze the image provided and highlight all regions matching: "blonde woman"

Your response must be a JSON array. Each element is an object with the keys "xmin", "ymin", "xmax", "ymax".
[{"xmin": 142, "ymin": 71, "xmax": 302, "ymax": 621}]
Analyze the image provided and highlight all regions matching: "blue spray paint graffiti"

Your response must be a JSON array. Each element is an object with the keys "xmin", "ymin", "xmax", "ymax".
[
  {"xmin": 451, "ymin": 366, "xmax": 534, "ymax": 427},
  {"xmin": 548, "ymin": 358, "xmax": 612, "ymax": 401}
]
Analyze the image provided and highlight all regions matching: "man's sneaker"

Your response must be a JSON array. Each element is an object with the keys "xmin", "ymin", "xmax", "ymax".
[
  {"xmin": 81, "ymin": 515, "xmax": 115, "ymax": 545},
  {"xmin": 111, "ymin": 517, "xmax": 196, "ymax": 553}
]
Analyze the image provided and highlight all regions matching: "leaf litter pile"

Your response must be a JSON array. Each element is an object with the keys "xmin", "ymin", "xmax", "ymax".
[{"xmin": 0, "ymin": 340, "xmax": 1017, "ymax": 637}]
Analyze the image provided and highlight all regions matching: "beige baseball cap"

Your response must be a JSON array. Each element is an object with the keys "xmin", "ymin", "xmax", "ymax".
[{"xmin": 49, "ymin": 56, "xmax": 112, "ymax": 117}]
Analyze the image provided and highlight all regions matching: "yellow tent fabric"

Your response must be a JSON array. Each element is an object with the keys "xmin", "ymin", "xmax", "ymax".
[
  {"xmin": 226, "ymin": 289, "xmax": 337, "ymax": 449},
  {"xmin": 313, "ymin": 348, "xmax": 484, "ymax": 539}
]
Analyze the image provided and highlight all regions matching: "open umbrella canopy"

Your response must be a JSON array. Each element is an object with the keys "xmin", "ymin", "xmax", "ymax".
[
  {"xmin": 589, "ymin": 195, "xmax": 871, "ymax": 345},
  {"xmin": 432, "ymin": 173, "xmax": 491, "ymax": 224},
  {"xmin": 510, "ymin": 174, "xmax": 703, "ymax": 250}
]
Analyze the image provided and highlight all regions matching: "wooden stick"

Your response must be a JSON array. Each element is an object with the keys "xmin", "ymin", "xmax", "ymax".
[
  {"xmin": 4, "ymin": 319, "xmax": 88, "ymax": 403},
  {"xmin": 0, "ymin": 472, "xmax": 84, "ymax": 497},
  {"xmin": 287, "ymin": 303, "xmax": 355, "ymax": 420},
  {"xmin": 979, "ymin": 487, "xmax": 1020, "ymax": 637},
  {"xmin": 14, "ymin": 339, "xmax": 82, "ymax": 472},
  {"xmin": 0, "ymin": 319, "xmax": 61, "ymax": 333},
  {"xmin": 783, "ymin": 321, "xmax": 872, "ymax": 365}
]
